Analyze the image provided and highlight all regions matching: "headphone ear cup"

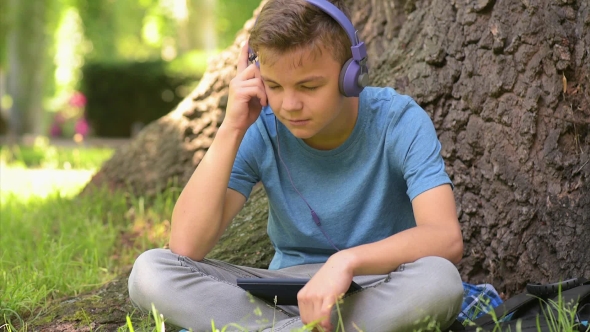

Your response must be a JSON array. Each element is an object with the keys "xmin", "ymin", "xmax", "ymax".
[
  {"xmin": 338, "ymin": 58, "xmax": 354, "ymax": 96},
  {"xmin": 339, "ymin": 58, "xmax": 366, "ymax": 97}
]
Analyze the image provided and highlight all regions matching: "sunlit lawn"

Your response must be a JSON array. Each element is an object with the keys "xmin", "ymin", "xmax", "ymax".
[
  {"xmin": 0, "ymin": 143, "xmax": 174, "ymax": 331},
  {"xmin": 1, "ymin": 167, "xmax": 94, "ymax": 198}
]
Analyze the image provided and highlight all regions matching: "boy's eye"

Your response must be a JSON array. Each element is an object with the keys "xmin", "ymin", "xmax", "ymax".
[
  {"xmin": 302, "ymin": 86, "xmax": 318, "ymax": 91},
  {"xmin": 268, "ymin": 86, "xmax": 280, "ymax": 90}
]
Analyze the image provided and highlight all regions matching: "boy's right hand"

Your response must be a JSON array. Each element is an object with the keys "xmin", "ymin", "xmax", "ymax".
[{"xmin": 223, "ymin": 42, "xmax": 267, "ymax": 133}]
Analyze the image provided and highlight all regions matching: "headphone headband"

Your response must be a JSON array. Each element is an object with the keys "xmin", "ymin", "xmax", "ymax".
[
  {"xmin": 305, "ymin": 0, "xmax": 357, "ymax": 45},
  {"xmin": 305, "ymin": 0, "xmax": 367, "ymax": 62}
]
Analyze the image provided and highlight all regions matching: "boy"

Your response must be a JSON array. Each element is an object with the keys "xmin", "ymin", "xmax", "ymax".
[{"xmin": 128, "ymin": 0, "xmax": 464, "ymax": 331}]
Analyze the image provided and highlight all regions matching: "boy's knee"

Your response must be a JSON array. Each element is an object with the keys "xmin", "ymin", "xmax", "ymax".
[
  {"xmin": 128, "ymin": 248, "xmax": 171, "ymax": 309},
  {"xmin": 417, "ymin": 256, "xmax": 463, "ymax": 294},
  {"xmin": 420, "ymin": 256, "xmax": 461, "ymax": 276},
  {"xmin": 415, "ymin": 256, "xmax": 464, "ymax": 322}
]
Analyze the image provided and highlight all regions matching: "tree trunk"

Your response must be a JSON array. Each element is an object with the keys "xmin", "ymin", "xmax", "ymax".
[
  {"xmin": 6, "ymin": 0, "xmax": 48, "ymax": 137},
  {"xmin": 86, "ymin": 0, "xmax": 589, "ymax": 296}
]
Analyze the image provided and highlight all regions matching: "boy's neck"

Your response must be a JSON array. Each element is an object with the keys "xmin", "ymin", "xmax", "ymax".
[{"xmin": 302, "ymin": 97, "xmax": 359, "ymax": 150}]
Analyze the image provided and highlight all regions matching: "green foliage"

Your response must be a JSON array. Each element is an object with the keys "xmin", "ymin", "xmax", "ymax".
[
  {"xmin": 215, "ymin": 0, "xmax": 261, "ymax": 48},
  {"xmin": 74, "ymin": 0, "xmax": 120, "ymax": 61},
  {"xmin": 166, "ymin": 49, "xmax": 213, "ymax": 78},
  {"xmin": 74, "ymin": 0, "xmax": 262, "ymax": 63},
  {"xmin": 75, "ymin": 0, "xmax": 178, "ymax": 62}
]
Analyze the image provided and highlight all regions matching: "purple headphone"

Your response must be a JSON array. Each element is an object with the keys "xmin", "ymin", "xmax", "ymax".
[{"xmin": 250, "ymin": 0, "xmax": 369, "ymax": 97}]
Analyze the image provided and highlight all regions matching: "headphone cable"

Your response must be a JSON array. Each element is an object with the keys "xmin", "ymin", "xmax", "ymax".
[{"xmin": 275, "ymin": 117, "xmax": 341, "ymax": 252}]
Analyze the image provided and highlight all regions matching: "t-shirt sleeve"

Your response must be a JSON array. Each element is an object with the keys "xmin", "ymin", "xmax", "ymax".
[
  {"xmin": 390, "ymin": 98, "xmax": 453, "ymax": 201},
  {"xmin": 228, "ymin": 124, "xmax": 261, "ymax": 200}
]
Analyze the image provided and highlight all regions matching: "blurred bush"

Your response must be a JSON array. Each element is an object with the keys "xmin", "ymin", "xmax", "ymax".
[{"xmin": 80, "ymin": 61, "xmax": 198, "ymax": 137}]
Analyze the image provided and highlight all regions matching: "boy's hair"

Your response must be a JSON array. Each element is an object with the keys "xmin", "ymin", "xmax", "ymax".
[{"xmin": 248, "ymin": 0, "xmax": 353, "ymax": 66}]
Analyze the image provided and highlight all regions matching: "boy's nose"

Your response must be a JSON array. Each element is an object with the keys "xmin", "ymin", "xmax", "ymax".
[{"xmin": 282, "ymin": 92, "xmax": 303, "ymax": 112}]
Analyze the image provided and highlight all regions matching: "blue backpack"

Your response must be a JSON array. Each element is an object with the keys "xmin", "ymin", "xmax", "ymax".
[{"xmin": 446, "ymin": 278, "xmax": 590, "ymax": 332}]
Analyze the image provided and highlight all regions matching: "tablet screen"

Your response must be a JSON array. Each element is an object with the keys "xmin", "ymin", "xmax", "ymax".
[{"xmin": 237, "ymin": 278, "xmax": 362, "ymax": 305}]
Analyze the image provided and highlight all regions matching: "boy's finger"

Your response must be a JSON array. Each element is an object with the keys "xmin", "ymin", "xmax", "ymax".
[
  {"xmin": 237, "ymin": 42, "xmax": 249, "ymax": 73},
  {"xmin": 252, "ymin": 66, "xmax": 266, "ymax": 105}
]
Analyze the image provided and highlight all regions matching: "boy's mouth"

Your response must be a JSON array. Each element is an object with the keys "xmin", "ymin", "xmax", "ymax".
[{"xmin": 287, "ymin": 119, "xmax": 310, "ymax": 126}]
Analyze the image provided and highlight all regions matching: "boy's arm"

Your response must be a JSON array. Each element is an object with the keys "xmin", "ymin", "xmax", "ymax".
[
  {"xmin": 298, "ymin": 184, "xmax": 462, "ymax": 330},
  {"xmin": 301, "ymin": 183, "xmax": 462, "ymax": 281},
  {"xmin": 169, "ymin": 43, "xmax": 267, "ymax": 261},
  {"xmin": 335, "ymin": 183, "xmax": 463, "ymax": 275},
  {"xmin": 168, "ymin": 127, "xmax": 248, "ymax": 261}
]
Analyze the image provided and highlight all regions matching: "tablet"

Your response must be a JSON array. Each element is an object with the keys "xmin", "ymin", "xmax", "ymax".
[{"xmin": 236, "ymin": 278, "xmax": 362, "ymax": 305}]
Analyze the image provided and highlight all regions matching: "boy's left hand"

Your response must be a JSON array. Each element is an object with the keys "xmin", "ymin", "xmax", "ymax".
[{"xmin": 297, "ymin": 252, "xmax": 355, "ymax": 332}]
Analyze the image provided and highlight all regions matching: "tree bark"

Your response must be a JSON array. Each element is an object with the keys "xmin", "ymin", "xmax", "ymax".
[{"xmin": 86, "ymin": 0, "xmax": 589, "ymax": 296}]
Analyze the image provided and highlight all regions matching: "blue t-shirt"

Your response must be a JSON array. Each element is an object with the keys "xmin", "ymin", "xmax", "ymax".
[{"xmin": 228, "ymin": 87, "xmax": 451, "ymax": 270}]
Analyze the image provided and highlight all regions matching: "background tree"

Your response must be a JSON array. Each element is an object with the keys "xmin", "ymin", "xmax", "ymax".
[
  {"xmin": 0, "ymin": 0, "xmax": 261, "ymax": 139},
  {"xmin": 0, "ymin": 0, "xmax": 8, "ymax": 133},
  {"xmin": 4, "ymin": 0, "xmax": 51, "ymax": 137},
  {"xmin": 86, "ymin": 0, "xmax": 588, "ymax": 296}
]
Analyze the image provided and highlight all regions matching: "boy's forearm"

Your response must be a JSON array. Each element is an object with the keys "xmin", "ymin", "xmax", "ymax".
[
  {"xmin": 335, "ymin": 224, "xmax": 463, "ymax": 276},
  {"xmin": 169, "ymin": 124, "xmax": 246, "ymax": 260}
]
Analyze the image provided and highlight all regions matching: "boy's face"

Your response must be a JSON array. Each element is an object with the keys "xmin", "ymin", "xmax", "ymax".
[{"xmin": 259, "ymin": 46, "xmax": 358, "ymax": 149}]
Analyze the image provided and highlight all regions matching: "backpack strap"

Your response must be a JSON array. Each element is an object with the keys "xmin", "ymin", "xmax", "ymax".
[
  {"xmin": 471, "ymin": 278, "xmax": 589, "ymax": 327},
  {"xmin": 471, "ymin": 291, "xmax": 538, "ymax": 327},
  {"xmin": 527, "ymin": 278, "xmax": 589, "ymax": 298}
]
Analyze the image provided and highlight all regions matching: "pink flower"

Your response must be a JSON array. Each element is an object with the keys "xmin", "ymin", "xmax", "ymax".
[
  {"xmin": 69, "ymin": 92, "xmax": 87, "ymax": 108},
  {"xmin": 50, "ymin": 123, "xmax": 63, "ymax": 137},
  {"xmin": 75, "ymin": 118, "xmax": 89, "ymax": 136}
]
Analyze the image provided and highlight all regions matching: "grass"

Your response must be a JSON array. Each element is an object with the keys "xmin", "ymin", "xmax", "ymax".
[
  {"xmin": 1, "ymin": 187, "xmax": 122, "ymax": 320},
  {"xmin": 0, "ymin": 184, "xmax": 176, "ymax": 330},
  {"xmin": 538, "ymin": 288, "xmax": 586, "ymax": 332},
  {"xmin": 0, "ymin": 142, "xmax": 175, "ymax": 330}
]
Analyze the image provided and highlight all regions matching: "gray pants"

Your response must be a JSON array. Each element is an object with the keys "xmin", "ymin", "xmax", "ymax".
[{"xmin": 128, "ymin": 249, "xmax": 463, "ymax": 332}]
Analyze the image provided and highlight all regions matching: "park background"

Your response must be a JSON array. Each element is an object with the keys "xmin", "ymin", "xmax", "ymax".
[{"xmin": 0, "ymin": 0, "xmax": 260, "ymax": 139}]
